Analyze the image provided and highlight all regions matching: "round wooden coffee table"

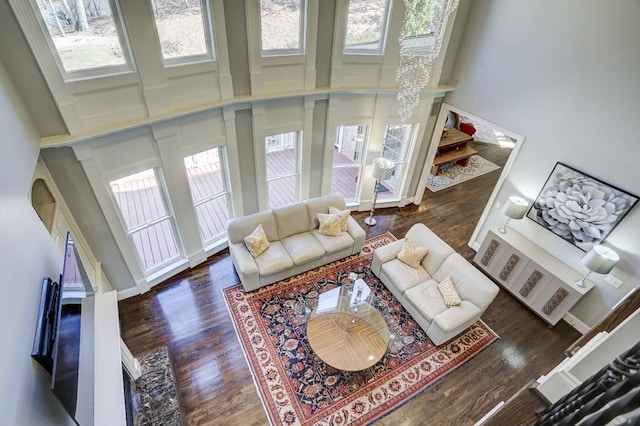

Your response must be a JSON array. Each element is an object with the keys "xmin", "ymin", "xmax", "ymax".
[{"xmin": 307, "ymin": 286, "xmax": 390, "ymax": 371}]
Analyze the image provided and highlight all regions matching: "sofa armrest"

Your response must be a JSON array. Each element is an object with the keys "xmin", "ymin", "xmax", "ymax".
[
  {"xmin": 371, "ymin": 239, "xmax": 404, "ymax": 276},
  {"xmin": 229, "ymin": 243, "xmax": 260, "ymax": 290},
  {"xmin": 346, "ymin": 216, "xmax": 366, "ymax": 252}
]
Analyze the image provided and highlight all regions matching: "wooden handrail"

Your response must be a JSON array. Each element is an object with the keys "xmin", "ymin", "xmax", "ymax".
[{"xmin": 565, "ymin": 287, "xmax": 640, "ymax": 357}]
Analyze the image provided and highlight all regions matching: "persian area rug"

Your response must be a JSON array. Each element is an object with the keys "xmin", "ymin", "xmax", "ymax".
[
  {"xmin": 427, "ymin": 155, "xmax": 500, "ymax": 192},
  {"xmin": 129, "ymin": 346, "xmax": 183, "ymax": 426},
  {"xmin": 223, "ymin": 233, "xmax": 499, "ymax": 425}
]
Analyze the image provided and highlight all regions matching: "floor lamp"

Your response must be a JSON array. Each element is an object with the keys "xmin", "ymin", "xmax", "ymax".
[
  {"xmin": 364, "ymin": 158, "xmax": 395, "ymax": 226},
  {"xmin": 574, "ymin": 245, "xmax": 619, "ymax": 287}
]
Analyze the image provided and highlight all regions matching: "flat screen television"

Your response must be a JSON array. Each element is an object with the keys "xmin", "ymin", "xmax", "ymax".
[{"xmin": 51, "ymin": 233, "xmax": 94, "ymax": 424}]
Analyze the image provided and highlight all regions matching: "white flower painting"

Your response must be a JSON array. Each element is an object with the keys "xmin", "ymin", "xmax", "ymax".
[{"xmin": 527, "ymin": 163, "xmax": 638, "ymax": 251}]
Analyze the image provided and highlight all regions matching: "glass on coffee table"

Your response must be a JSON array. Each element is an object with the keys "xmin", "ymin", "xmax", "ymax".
[{"xmin": 306, "ymin": 279, "xmax": 391, "ymax": 371}]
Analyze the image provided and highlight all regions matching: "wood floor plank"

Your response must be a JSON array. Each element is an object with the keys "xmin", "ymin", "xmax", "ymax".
[{"xmin": 119, "ymin": 142, "xmax": 579, "ymax": 425}]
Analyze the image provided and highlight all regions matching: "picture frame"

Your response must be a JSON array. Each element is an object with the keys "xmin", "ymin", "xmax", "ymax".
[{"xmin": 527, "ymin": 162, "xmax": 638, "ymax": 251}]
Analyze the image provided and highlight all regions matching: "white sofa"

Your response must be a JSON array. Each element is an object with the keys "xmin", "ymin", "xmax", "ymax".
[
  {"xmin": 227, "ymin": 194, "xmax": 366, "ymax": 292},
  {"xmin": 371, "ymin": 223, "xmax": 499, "ymax": 345}
]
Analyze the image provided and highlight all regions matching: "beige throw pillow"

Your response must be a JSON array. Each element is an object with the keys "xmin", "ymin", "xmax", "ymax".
[
  {"xmin": 396, "ymin": 237, "xmax": 429, "ymax": 269},
  {"xmin": 328, "ymin": 206, "xmax": 351, "ymax": 232},
  {"xmin": 437, "ymin": 276, "xmax": 462, "ymax": 307},
  {"xmin": 317, "ymin": 213, "xmax": 342, "ymax": 236},
  {"xmin": 243, "ymin": 224, "xmax": 270, "ymax": 257}
]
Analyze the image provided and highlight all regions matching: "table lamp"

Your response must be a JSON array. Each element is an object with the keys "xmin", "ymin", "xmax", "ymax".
[
  {"xmin": 498, "ymin": 196, "xmax": 529, "ymax": 234},
  {"xmin": 364, "ymin": 158, "xmax": 394, "ymax": 226},
  {"xmin": 574, "ymin": 245, "xmax": 619, "ymax": 287}
]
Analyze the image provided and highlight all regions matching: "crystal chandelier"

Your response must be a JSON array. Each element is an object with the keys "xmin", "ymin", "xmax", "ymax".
[{"xmin": 396, "ymin": 0, "xmax": 460, "ymax": 123}]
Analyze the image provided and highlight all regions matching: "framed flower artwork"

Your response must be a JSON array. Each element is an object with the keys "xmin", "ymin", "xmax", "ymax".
[{"xmin": 527, "ymin": 162, "xmax": 638, "ymax": 251}]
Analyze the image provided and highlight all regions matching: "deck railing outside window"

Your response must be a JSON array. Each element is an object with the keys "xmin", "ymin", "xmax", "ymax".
[
  {"xmin": 109, "ymin": 168, "xmax": 181, "ymax": 273},
  {"xmin": 332, "ymin": 125, "xmax": 368, "ymax": 202},
  {"xmin": 184, "ymin": 147, "xmax": 231, "ymax": 245}
]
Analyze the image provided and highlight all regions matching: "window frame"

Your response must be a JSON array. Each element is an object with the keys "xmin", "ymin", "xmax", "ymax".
[
  {"xmin": 378, "ymin": 123, "xmax": 420, "ymax": 201},
  {"xmin": 343, "ymin": 0, "xmax": 393, "ymax": 56},
  {"xmin": 265, "ymin": 130, "xmax": 302, "ymax": 208},
  {"xmin": 183, "ymin": 146, "xmax": 233, "ymax": 246},
  {"xmin": 152, "ymin": 0, "xmax": 218, "ymax": 67},
  {"xmin": 259, "ymin": 0, "xmax": 308, "ymax": 57},
  {"xmin": 108, "ymin": 167, "xmax": 183, "ymax": 274},
  {"xmin": 331, "ymin": 124, "xmax": 370, "ymax": 204},
  {"xmin": 29, "ymin": 0, "xmax": 135, "ymax": 81}
]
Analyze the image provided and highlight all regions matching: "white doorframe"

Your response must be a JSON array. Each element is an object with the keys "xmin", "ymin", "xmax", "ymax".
[{"xmin": 412, "ymin": 103, "xmax": 526, "ymax": 250}]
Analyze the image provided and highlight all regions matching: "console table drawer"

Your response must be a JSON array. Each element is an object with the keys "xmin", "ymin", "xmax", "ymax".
[
  {"xmin": 474, "ymin": 229, "xmax": 593, "ymax": 326},
  {"xmin": 510, "ymin": 262, "xmax": 554, "ymax": 304}
]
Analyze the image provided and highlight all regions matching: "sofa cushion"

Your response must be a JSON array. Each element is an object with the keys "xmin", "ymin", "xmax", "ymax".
[
  {"xmin": 272, "ymin": 202, "xmax": 310, "ymax": 240},
  {"xmin": 227, "ymin": 210, "xmax": 279, "ymax": 244},
  {"xmin": 329, "ymin": 206, "xmax": 350, "ymax": 232},
  {"xmin": 405, "ymin": 280, "xmax": 448, "ymax": 323},
  {"xmin": 431, "ymin": 301, "xmax": 482, "ymax": 333},
  {"xmin": 406, "ymin": 223, "xmax": 455, "ymax": 276},
  {"xmin": 304, "ymin": 194, "xmax": 346, "ymax": 230},
  {"xmin": 380, "ymin": 258, "xmax": 431, "ymax": 294},
  {"xmin": 397, "ymin": 237, "xmax": 429, "ymax": 269},
  {"xmin": 243, "ymin": 224, "xmax": 270, "ymax": 257},
  {"xmin": 433, "ymin": 253, "xmax": 499, "ymax": 309},
  {"xmin": 437, "ymin": 276, "xmax": 461, "ymax": 307},
  {"xmin": 317, "ymin": 213, "xmax": 342, "ymax": 236},
  {"xmin": 281, "ymin": 233, "xmax": 325, "ymax": 265},
  {"xmin": 253, "ymin": 241, "xmax": 294, "ymax": 276},
  {"xmin": 311, "ymin": 229, "xmax": 353, "ymax": 253}
]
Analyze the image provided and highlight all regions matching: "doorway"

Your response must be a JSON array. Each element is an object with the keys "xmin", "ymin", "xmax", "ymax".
[{"xmin": 413, "ymin": 103, "xmax": 526, "ymax": 249}]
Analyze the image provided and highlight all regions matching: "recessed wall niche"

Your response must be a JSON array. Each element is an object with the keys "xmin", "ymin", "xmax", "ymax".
[{"xmin": 31, "ymin": 178, "xmax": 56, "ymax": 232}]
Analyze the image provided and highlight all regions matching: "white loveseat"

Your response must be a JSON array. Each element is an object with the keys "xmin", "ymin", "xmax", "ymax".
[
  {"xmin": 371, "ymin": 223, "xmax": 499, "ymax": 345},
  {"xmin": 227, "ymin": 194, "xmax": 366, "ymax": 292}
]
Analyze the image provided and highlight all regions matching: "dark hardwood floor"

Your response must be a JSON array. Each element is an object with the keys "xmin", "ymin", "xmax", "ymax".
[{"xmin": 119, "ymin": 143, "xmax": 579, "ymax": 425}]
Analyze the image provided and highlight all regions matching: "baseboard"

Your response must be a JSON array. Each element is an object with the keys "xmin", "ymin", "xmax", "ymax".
[
  {"xmin": 117, "ymin": 287, "xmax": 141, "ymax": 301},
  {"xmin": 562, "ymin": 312, "xmax": 591, "ymax": 334},
  {"xmin": 188, "ymin": 249, "xmax": 207, "ymax": 268}
]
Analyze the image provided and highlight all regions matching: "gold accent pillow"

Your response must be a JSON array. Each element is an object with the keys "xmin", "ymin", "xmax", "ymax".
[
  {"xmin": 317, "ymin": 213, "xmax": 342, "ymax": 236},
  {"xmin": 243, "ymin": 224, "xmax": 270, "ymax": 257},
  {"xmin": 396, "ymin": 237, "xmax": 429, "ymax": 269},
  {"xmin": 329, "ymin": 206, "xmax": 351, "ymax": 232},
  {"xmin": 437, "ymin": 276, "xmax": 462, "ymax": 307}
]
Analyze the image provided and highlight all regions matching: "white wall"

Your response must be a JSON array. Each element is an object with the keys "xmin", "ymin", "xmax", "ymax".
[
  {"xmin": 447, "ymin": 0, "xmax": 640, "ymax": 327},
  {"xmin": 0, "ymin": 64, "xmax": 73, "ymax": 424}
]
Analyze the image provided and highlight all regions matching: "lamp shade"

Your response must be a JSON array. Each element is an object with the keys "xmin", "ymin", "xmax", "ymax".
[
  {"xmin": 581, "ymin": 245, "xmax": 619, "ymax": 274},
  {"xmin": 502, "ymin": 196, "xmax": 529, "ymax": 220},
  {"xmin": 371, "ymin": 158, "xmax": 395, "ymax": 181}
]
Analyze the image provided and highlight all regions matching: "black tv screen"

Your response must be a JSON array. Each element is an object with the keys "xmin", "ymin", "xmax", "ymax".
[{"xmin": 51, "ymin": 233, "xmax": 93, "ymax": 424}]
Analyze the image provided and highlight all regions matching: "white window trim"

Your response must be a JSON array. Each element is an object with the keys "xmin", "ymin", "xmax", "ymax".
[
  {"xmin": 343, "ymin": 0, "xmax": 393, "ymax": 56},
  {"xmin": 259, "ymin": 0, "xmax": 308, "ymax": 57},
  {"xmin": 108, "ymin": 167, "xmax": 184, "ymax": 275},
  {"xmin": 156, "ymin": 0, "xmax": 218, "ymax": 67},
  {"xmin": 331, "ymin": 124, "xmax": 370, "ymax": 203},
  {"xmin": 26, "ymin": 0, "xmax": 135, "ymax": 81},
  {"xmin": 185, "ymin": 146, "xmax": 233, "ymax": 246},
  {"xmin": 265, "ymin": 131, "xmax": 302, "ymax": 208},
  {"xmin": 379, "ymin": 123, "xmax": 420, "ymax": 201}
]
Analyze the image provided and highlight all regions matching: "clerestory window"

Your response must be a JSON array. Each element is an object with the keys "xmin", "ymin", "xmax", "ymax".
[
  {"xmin": 32, "ymin": 0, "xmax": 132, "ymax": 78},
  {"xmin": 259, "ymin": 0, "xmax": 307, "ymax": 56},
  {"xmin": 344, "ymin": 0, "xmax": 392, "ymax": 55},
  {"xmin": 150, "ymin": 0, "xmax": 216, "ymax": 65}
]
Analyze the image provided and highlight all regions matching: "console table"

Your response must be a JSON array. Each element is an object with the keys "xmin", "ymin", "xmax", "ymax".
[
  {"xmin": 474, "ymin": 229, "xmax": 594, "ymax": 326},
  {"xmin": 431, "ymin": 128, "xmax": 478, "ymax": 175}
]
